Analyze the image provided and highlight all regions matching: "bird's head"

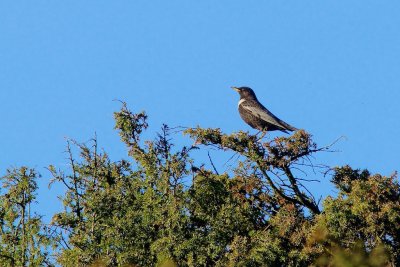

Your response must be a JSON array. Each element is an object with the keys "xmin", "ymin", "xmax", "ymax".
[{"xmin": 231, "ymin": 86, "xmax": 257, "ymax": 99}]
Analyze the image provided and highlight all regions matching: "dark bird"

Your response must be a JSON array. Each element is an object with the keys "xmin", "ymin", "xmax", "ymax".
[{"xmin": 232, "ymin": 86, "xmax": 297, "ymax": 134}]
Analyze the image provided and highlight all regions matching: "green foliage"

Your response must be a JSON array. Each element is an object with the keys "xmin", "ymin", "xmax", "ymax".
[
  {"xmin": 0, "ymin": 167, "xmax": 53, "ymax": 266},
  {"xmin": 312, "ymin": 167, "xmax": 400, "ymax": 266},
  {"xmin": 0, "ymin": 103, "xmax": 398, "ymax": 266},
  {"xmin": 313, "ymin": 242, "xmax": 389, "ymax": 267}
]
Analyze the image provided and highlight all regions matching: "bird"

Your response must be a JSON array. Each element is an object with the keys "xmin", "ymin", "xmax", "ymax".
[{"xmin": 232, "ymin": 86, "xmax": 297, "ymax": 134}]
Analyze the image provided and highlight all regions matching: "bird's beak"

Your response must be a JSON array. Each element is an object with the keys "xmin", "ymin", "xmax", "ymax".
[{"xmin": 231, "ymin": 86, "xmax": 240, "ymax": 92}]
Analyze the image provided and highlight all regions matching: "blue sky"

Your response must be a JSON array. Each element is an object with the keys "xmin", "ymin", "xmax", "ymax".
[{"xmin": 1, "ymin": 1, "xmax": 399, "ymax": 219}]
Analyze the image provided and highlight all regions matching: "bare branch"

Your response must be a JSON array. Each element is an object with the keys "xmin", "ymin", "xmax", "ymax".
[{"xmin": 207, "ymin": 152, "xmax": 219, "ymax": 175}]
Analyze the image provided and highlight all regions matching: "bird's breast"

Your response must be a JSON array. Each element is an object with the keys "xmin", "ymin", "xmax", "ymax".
[{"xmin": 238, "ymin": 98, "xmax": 246, "ymax": 107}]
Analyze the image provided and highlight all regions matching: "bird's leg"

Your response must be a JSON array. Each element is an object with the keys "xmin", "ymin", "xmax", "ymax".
[
  {"xmin": 253, "ymin": 130, "xmax": 262, "ymax": 140},
  {"xmin": 256, "ymin": 130, "xmax": 267, "ymax": 141}
]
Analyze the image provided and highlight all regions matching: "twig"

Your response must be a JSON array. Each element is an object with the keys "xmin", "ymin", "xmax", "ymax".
[
  {"xmin": 223, "ymin": 151, "xmax": 240, "ymax": 167},
  {"xmin": 207, "ymin": 152, "xmax": 219, "ymax": 175}
]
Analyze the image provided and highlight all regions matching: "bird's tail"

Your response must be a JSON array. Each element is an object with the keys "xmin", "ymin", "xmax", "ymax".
[{"xmin": 278, "ymin": 120, "xmax": 298, "ymax": 132}]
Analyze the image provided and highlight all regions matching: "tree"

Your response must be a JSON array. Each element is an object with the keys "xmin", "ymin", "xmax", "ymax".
[
  {"xmin": 50, "ymin": 104, "xmax": 196, "ymax": 266},
  {"xmin": 310, "ymin": 166, "xmax": 399, "ymax": 266},
  {"xmin": 0, "ymin": 167, "xmax": 53, "ymax": 266},
  {"xmin": 0, "ymin": 104, "xmax": 398, "ymax": 266}
]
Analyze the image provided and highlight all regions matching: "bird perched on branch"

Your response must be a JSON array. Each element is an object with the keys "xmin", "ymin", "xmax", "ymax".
[{"xmin": 232, "ymin": 86, "xmax": 297, "ymax": 134}]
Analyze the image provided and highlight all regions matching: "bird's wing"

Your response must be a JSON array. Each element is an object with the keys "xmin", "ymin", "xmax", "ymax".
[{"xmin": 241, "ymin": 101, "xmax": 296, "ymax": 130}]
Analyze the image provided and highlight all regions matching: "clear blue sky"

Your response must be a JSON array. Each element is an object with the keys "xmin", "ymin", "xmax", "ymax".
[{"xmin": 1, "ymin": 1, "xmax": 399, "ymax": 219}]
